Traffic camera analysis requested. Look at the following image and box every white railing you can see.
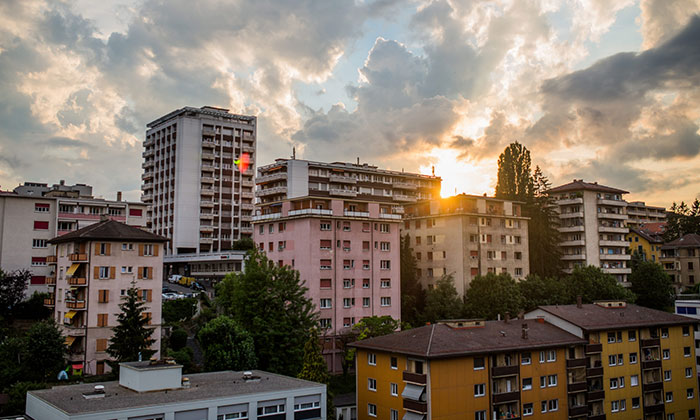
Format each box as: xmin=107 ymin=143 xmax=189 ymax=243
xmin=289 ymin=208 xmax=333 ymax=216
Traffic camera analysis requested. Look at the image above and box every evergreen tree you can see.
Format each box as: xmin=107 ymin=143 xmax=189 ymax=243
xmin=495 ymin=142 xmax=534 ymax=201
xmin=0 ymin=269 xmax=30 ymax=317
xmin=107 ymin=283 xmax=156 ymax=366
xmin=197 ymin=315 xmax=257 ymax=371
xmin=216 ymin=249 xmax=317 ymax=376
xmin=24 ymin=319 xmax=66 ymax=381
xmin=630 ymin=261 xmax=674 ymax=311
xmin=564 ymin=266 xmax=635 ymax=304
xmin=665 ymin=200 xmax=700 ymax=241
xmin=400 ymin=234 xmax=425 ymax=326
xmin=422 ymin=274 xmax=463 ymax=323
xmin=297 ymin=330 xmax=330 ymax=385
xmin=464 ymin=273 xmax=524 ymax=320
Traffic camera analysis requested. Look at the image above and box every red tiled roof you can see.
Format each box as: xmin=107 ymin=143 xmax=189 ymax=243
xmin=639 ymin=222 xmax=667 ymax=235
xmin=546 ymin=180 xmax=628 ymax=195
xmin=537 ymin=304 xmax=695 ymax=331
xmin=49 ymin=219 xmax=167 ymax=244
xmin=349 ymin=319 xmax=586 ymax=359
xmin=662 ymin=233 xmax=700 ymax=249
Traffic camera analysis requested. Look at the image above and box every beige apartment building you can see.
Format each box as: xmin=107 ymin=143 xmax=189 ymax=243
xmin=46 ymin=219 xmax=166 ymax=375
xmin=626 ymin=200 xmax=667 ymax=228
xmin=401 ymin=194 xmax=529 ymax=296
xmin=547 ymin=180 xmax=631 ymax=283
xmin=0 ymin=181 xmax=147 ymax=296
xmin=661 ymin=233 xmax=700 ymax=293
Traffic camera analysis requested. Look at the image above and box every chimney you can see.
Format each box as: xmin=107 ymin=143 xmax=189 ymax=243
xmin=117 ymin=191 xmax=122 ymax=201
xmin=518 ymin=311 xmax=524 ymax=320
xmin=60 ymin=179 xmax=65 ymax=186
xmin=522 ymin=323 xmax=528 ymax=340
xmin=504 ymin=312 xmax=510 ymax=323
xmin=576 ymin=295 xmax=582 ymax=308
xmin=432 ymin=166 xmax=435 ymax=176
xmin=357 ymin=157 xmax=360 ymax=165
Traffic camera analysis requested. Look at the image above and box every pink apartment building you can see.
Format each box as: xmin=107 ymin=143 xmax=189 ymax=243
xmin=253 ymin=158 xmax=441 ymax=371
xmin=46 ymin=219 xmax=167 ymax=375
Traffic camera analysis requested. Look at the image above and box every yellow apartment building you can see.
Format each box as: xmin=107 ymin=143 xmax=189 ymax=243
xmin=351 ymin=318 xmax=588 ymax=420
xmin=627 ymin=228 xmax=664 ymax=263
xmin=526 ymin=301 xmax=699 ymax=420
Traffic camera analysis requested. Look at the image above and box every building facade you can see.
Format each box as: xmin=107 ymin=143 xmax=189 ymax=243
xmin=26 ymin=362 xmax=326 ymax=420
xmin=253 ymin=158 xmax=441 ymax=372
xmin=526 ymin=302 xmax=699 ymax=420
xmin=675 ymin=298 xmax=700 ymax=392
xmin=547 ymin=180 xmax=631 ymax=283
xmin=143 ymin=106 xmax=256 ymax=255
xmin=401 ymin=194 xmax=529 ymax=296
xmin=626 ymin=201 xmax=667 ymax=229
xmin=46 ymin=219 xmax=166 ymax=375
xmin=0 ymin=181 xmax=146 ymax=296
xmin=627 ymin=227 xmax=664 ymax=263
xmin=661 ymin=234 xmax=700 ymax=293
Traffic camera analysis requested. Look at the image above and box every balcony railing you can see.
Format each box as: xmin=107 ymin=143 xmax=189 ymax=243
xmin=568 ymin=405 xmax=588 ymax=417
xmin=567 ymin=382 xmax=587 ymax=393
xmin=43 ymin=298 xmax=55 ymax=306
xmin=566 ymin=358 xmax=587 ymax=368
xmin=492 ymin=391 xmax=519 ymax=404
xmin=69 ymin=253 xmax=88 ymax=262
xmin=68 ymin=277 xmax=87 ymax=286
xmin=47 ymin=255 xmax=57 ymax=263
xmin=641 ymin=338 xmax=660 ymax=348
xmin=329 ymin=174 xmax=357 ymax=184
xmin=403 ymin=371 xmax=426 ymax=385
xmin=65 ymin=300 xmax=86 ymax=309
xmin=587 ymin=390 xmax=605 ymax=401
xmin=402 ymin=399 xmax=427 ymax=413
xmin=585 ymin=343 xmax=602 ymax=354
xmin=393 ymin=194 xmax=417 ymax=202
xmin=642 ymin=360 xmax=662 ymax=370
xmin=586 ymin=367 xmax=604 ymax=377
xmin=329 ymin=188 xmax=358 ymax=198
xmin=491 ymin=365 xmax=519 ymax=377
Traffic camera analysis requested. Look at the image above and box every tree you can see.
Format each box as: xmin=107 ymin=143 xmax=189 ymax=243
xmin=495 ymin=141 xmax=533 ymax=202
xmin=422 ymin=274 xmax=464 ymax=323
xmin=24 ymin=319 xmax=66 ymax=381
xmin=564 ymin=266 xmax=635 ymax=304
xmin=232 ymin=236 xmax=256 ymax=251
xmin=352 ymin=316 xmax=400 ymax=339
xmin=630 ymin=261 xmax=674 ymax=311
xmin=216 ymin=249 xmax=317 ymax=376
xmin=518 ymin=274 xmax=568 ymax=311
xmin=197 ymin=315 xmax=257 ymax=372
xmin=665 ymin=199 xmax=700 ymax=241
xmin=162 ymin=297 xmax=198 ymax=324
xmin=0 ymin=269 xmax=30 ymax=317
xmin=464 ymin=273 xmax=524 ymax=320
xmin=11 ymin=291 xmax=52 ymax=320
xmin=298 ymin=330 xmax=330 ymax=385
xmin=169 ymin=327 xmax=188 ymax=351
xmin=107 ymin=283 xmax=156 ymax=367
xmin=400 ymin=234 xmax=425 ymax=327
xmin=0 ymin=336 xmax=26 ymax=390
xmin=527 ymin=166 xmax=563 ymax=277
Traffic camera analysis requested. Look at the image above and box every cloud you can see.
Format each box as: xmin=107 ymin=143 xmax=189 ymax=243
xmin=639 ymin=0 xmax=700 ymax=49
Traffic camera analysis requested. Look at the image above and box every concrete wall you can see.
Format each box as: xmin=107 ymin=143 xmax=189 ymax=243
xmin=174 ymin=116 xmax=202 ymax=252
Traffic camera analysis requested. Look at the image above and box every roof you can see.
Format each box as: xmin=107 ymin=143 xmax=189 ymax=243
xmin=662 ymin=233 xmax=700 ymax=249
xmin=28 ymin=370 xmax=322 ymax=416
xmin=640 ymin=222 xmax=667 ymax=235
xmin=49 ymin=219 xmax=167 ymax=244
xmin=546 ymin=179 xmax=628 ymax=195
xmin=147 ymin=106 xmax=256 ymax=128
xmin=333 ymin=392 xmax=356 ymax=408
xmin=349 ymin=319 xmax=586 ymax=359
xmin=629 ymin=227 xmax=663 ymax=244
xmin=536 ymin=304 xmax=696 ymax=331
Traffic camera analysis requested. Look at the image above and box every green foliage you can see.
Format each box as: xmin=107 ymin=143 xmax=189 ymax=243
xmin=423 ymin=274 xmax=463 ymax=323
xmin=0 ymin=336 xmax=25 ymax=390
xmin=2 ymin=381 xmax=47 ymax=416
xmin=495 ymin=141 xmax=533 ymax=202
xmin=197 ymin=315 xmax=257 ymax=372
xmin=107 ymin=283 xmax=156 ymax=366
xmin=168 ymin=346 xmax=195 ymax=371
xmin=169 ymin=327 xmax=188 ymax=351
xmin=0 ymin=269 xmax=30 ymax=317
xmin=231 ymin=236 xmax=256 ymax=250
xmin=630 ymin=261 xmax=674 ymax=311
xmin=400 ymin=234 xmax=425 ymax=326
xmin=565 ymin=266 xmax=635 ymax=304
xmin=665 ymin=200 xmax=700 ymax=241
xmin=12 ymin=292 xmax=52 ymax=320
xmin=297 ymin=331 xmax=330 ymax=385
xmin=518 ymin=274 xmax=568 ymax=311
xmin=162 ymin=297 xmax=198 ymax=324
xmin=465 ymin=273 xmax=524 ymax=320
xmin=215 ymin=249 xmax=317 ymax=376
xmin=24 ymin=319 xmax=66 ymax=381
xmin=352 ymin=316 xmax=400 ymax=339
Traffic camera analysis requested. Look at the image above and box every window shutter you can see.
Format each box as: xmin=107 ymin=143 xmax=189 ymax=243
xmin=94 ymin=266 xmax=100 ymax=279
xmin=148 ymin=267 xmax=153 ymax=279
xmin=146 ymin=289 xmax=152 ymax=302
xmin=138 ymin=244 xmax=144 ymax=256
xmin=153 ymin=244 xmax=159 ymax=256
xmin=105 ymin=243 xmax=111 ymax=256
xmin=137 ymin=267 xmax=143 ymax=280
xmin=94 ymin=243 xmax=100 ymax=256
xmin=106 ymin=290 xmax=109 ymax=302
xmin=109 ymin=266 xmax=115 ymax=279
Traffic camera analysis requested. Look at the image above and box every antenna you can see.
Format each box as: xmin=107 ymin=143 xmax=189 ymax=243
xmin=292 ymin=147 xmax=296 ymax=159
xmin=357 ymin=157 xmax=360 ymax=165
xmin=432 ymin=166 xmax=435 ymax=176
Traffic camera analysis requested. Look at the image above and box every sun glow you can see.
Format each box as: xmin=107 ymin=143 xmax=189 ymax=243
xmin=419 ymin=147 xmax=498 ymax=198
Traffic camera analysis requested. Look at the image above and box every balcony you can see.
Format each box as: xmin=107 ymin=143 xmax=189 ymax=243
xmin=142 ymin=161 xmax=154 ymax=169
xmin=142 ymin=171 xmax=154 ymax=181
xmin=241 ymin=191 xmax=255 ymax=199
xmin=492 ymin=365 xmax=519 ymax=377
xmin=586 ymin=366 xmax=603 ymax=377
xmin=202 ymin=138 xmax=216 ymax=147
xmin=202 ymin=128 xmax=216 ymax=136
xmin=597 ymin=198 xmax=626 ymax=206
xmin=343 ymin=211 xmax=370 ymax=218
xmin=329 ymin=174 xmax=357 ymax=184
xmin=585 ymin=343 xmax=602 ymax=354
xmin=64 ymin=326 xmax=86 ymax=337
xmin=199 ymin=238 xmax=214 ymax=244
xmin=567 ymin=381 xmax=587 ymax=393
xmin=393 ymin=181 xmax=417 ymax=190
xmin=560 ymin=212 xmax=584 ymax=219
xmin=329 ymin=188 xmax=358 ymax=198
xmin=242 ymin=145 xmax=255 ymax=153
xmin=566 ymin=358 xmax=587 ymax=368
xmin=256 ymin=186 xmax=288 ymax=197
xmin=588 ymin=414 xmax=606 ymax=420
xmin=202 ymin=152 xmax=215 ymax=160
xmin=200 ymin=225 xmax=214 ymax=232
xmin=562 ymin=254 xmax=586 ymax=260
xmin=644 ymin=402 xmax=664 ymax=414
xmin=641 ymin=338 xmax=660 ymax=348
xmin=43 ymin=298 xmax=55 ymax=307
xmin=47 ymin=255 xmax=57 ymax=264
xmin=568 ymin=405 xmax=588 ymax=417
xmin=403 ymin=371 xmax=427 ymax=385
xmin=252 ymin=213 xmax=283 ymax=222
xmin=393 ymin=194 xmax=417 ymax=202
xmin=560 ymin=240 xmax=585 ymax=247
xmin=69 ymin=253 xmax=88 ymax=262
xmin=240 ymin=226 xmax=253 ymax=234
xmin=587 ymin=390 xmax=605 ymax=401
xmin=201 ymin=188 xmax=215 ymax=196
xmin=556 ymin=197 xmax=583 ymax=205
xmin=598 ymin=226 xmax=627 ymax=234
xmin=599 ymin=254 xmax=631 ymax=261
xmin=142 ymin=149 xmax=155 ymax=158
xmin=241 ymin=203 xmax=254 ymax=211
xmin=141 ymin=193 xmax=153 ymax=202
xmin=68 ymin=277 xmax=87 ymax=286
xmin=45 ymin=276 xmax=56 ymax=285
xmin=380 ymin=213 xmax=402 ymax=219
xmin=492 ymin=391 xmax=519 ymax=404
xmin=558 ymin=226 xmax=584 ymax=233
xmin=200 ymin=201 xmax=214 ymax=208
xmin=602 ymin=267 xmax=631 ymax=275
xmin=65 ymin=299 xmax=86 ymax=310
xmin=643 ymin=381 xmax=663 ymax=392
xmin=200 ymin=213 xmax=214 ymax=220
xmin=597 ymin=212 xmax=626 ymax=220
xmin=642 ymin=360 xmax=662 ymax=370
xmin=201 ymin=176 xmax=215 ymax=184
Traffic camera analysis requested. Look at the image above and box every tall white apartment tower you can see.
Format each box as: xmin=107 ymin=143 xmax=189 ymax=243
xmin=142 ymin=106 xmax=256 ymax=255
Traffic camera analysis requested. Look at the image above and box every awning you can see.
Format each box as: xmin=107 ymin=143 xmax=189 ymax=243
xmin=64 ymin=311 xmax=77 ymax=320
xmin=402 ymin=383 xmax=426 ymax=402
xmin=66 ymin=263 xmax=81 ymax=276
xmin=403 ymin=412 xmax=426 ymax=420
xmin=65 ymin=336 xmax=76 ymax=346
xmin=71 ymin=363 xmax=83 ymax=370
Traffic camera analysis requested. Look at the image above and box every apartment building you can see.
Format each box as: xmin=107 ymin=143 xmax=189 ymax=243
xmin=627 ymin=227 xmax=664 ymax=263
xmin=675 ymin=298 xmax=700 ymax=391
xmin=547 ymin=180 xmax=631 ymax=283
xmin=0 ymin=181 xmax=146 ymax=296
xmin=143 ymin=106 xmax=256 ymax=255
xmin=626 ymin=201 xmax=667 ymax=229
xmin=661 ymin=234 xmax=700 ymax=293
xmin=526 ymin=301 xmax=699 ymax=420
xmin=46 ymin=219 xmax=166 ymax=375
xmin=352 ymin=317 xmax=588 ymax=420
xmin=26 ymin=362 xmax=326 ymax=420
xmin=253 ymin=158 xmax=441 ymax=372
xmin=401 ymin=194 xmax=529 ymax=296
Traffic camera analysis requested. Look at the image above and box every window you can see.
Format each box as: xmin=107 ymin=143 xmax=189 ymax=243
xmin=363 ymin=260 xmax=370 ymax=270
xmin=474 ymin=383 xmax=485 ymax=397
xmin=686 ymin=367 xmax=693 ymax=378
xmin=320 ymin=259 xmax=332 ymax=270
xmin=381 ymin=297 xmax=391 ymax=307
xmin=97 ymin=289 xmax=109 ymax=303
xmin=320 ymin=221 xmax=331 ymax=231
xmin=320 ymin=299 xmax=331 ymax=309
xmin=619 ymin=376 xmax=625 ymax=388
xmin=474 ymin=357 xmax=485 ymax=370
xmin=380 ymin=260 xmax=391 ymax=270
xmin=630 ymin=352 xmax=637 ymax=364
xmin=96 ymin=338 xmax=107 ymax=352
xmin=143 ymin=244 xmax=154 ymax=256
xmin=259 ymin=225 xmax=264 ymax=234
xmin=390 ymin=410 xmax=398 ymax=420
xmin=380 ymin=223 xmax=390 ymax=233
xmin=268 ymin=224 xmax=274 ymax=233
xmin=368 ymin=378 xmax=376 ymax=391
xmin=611 ymin=401 xmax=619 ymax=412
xmin=343 ymin=260 xmax=354 ymax=270
xmin=319 ymin=319 xmax=331 ymax=329
xmin=390 ymin=383 xmax=398 ymax=396
xmin=662 ymin=327 xmax=669 ymax=338
xmin=547 ymin=350 xmax=556 ymax=362
xmin=690 ymin=409 xmax=696 ymax=420
xmin=617 ymin=353 xmax=623 ymax=365
xmin=610 ymin=378 xmax=618 ymax=389
xmin=689 ymin=388 xmax=695 ymax=399
xmin=475 ymin=411 xmax=486 ymax=420
xmin=97 ymin=313 xmax=108 ymax=327
xmin=541 ymin=401 xmax=547 ymax=413
xmin=663 ymin=349 xmax=670 ymax=359
xmin=368 ymin=353 xmax=376 ymax=365
xmin=343 ymin=279 xmax=354 ymax=288
xmin=540 ymin=376 xmax=546 ymax=388
xmin=258 ymin=404 xmax=285 ymax=416
xmin=380 ymin=242 xmax=390 ymax=251
xmin=666 ymin=392 xmax=673 ymax=402
xmin=548 ymin=400 xmax=558 ymax=411
xmin=368 ymin=404 xmax=376 ymax=417
xmin=609 ymin=354 xmax=617 ymax=366
xmin=121 ymin=243 xmax=133 ymax=250
xmin=628 ymin=330 xmax=636 ymax=341
xmin=522 ymin=377 xmax=532 ymax=390
xmin=631 ymin=375 xmax=638 ymax=386
xmin=522 ymin=352 xmax=531 ymax=364
xmin=620 ymin=399 xmax=626 ymax=411
xmin=391 ymin=357 xmax=398 ymax=369
xmin=523 ymin=403 xmax=533 ymax=416
xmin=539 ymin=351 xmax=545 ymax=363
xmin=343 ymin=298 xmax=355 ymax=308
xmin=363 ymin=297 xmax=370 ymax=307
xmin=664 ymin=370 xmax=672 ymax=381
xmin=363 ymin=278 xmax=370 ymax=288
xmin=380 ymin=279 xmax=391 ymax=288
xmin=32 ymin=239 xmax=47 ymax=248
xmin=548 ymin=374 xmax=557 ymax=387
xmin=343 ymin=222 xmax=351 ymax=232
xmin=684 ymin=326 xmax=690 ymax=336
xmin=608 ymin=332 xmax=616 ymax=343
xmin=320 ymin=278 xmax=332 ymax=289
xmin=685 ymin=346 xmax=692 ymax=357
xmin=31 ymin=257 xmax=47 ymax=267
xmin=632 ymin=397 xmax=640 ymax=409
xmin=33 ymin=221 xmax=49 ymax=230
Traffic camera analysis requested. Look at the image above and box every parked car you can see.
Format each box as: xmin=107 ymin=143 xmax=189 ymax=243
xmin=162 ymin=292 xmax=178 ymax=300
xmin=191 ymin=281 xmax=205 ymax=291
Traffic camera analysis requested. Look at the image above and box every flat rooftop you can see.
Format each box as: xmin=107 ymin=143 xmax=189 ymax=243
xmin=29 ymin=370 xmax=322 ymax=416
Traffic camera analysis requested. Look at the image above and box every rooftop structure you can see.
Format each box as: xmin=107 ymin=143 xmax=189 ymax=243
xmin=626 ymin=201 xmax=667 ymax=229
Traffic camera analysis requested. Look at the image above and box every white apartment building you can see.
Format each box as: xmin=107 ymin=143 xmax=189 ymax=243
xmin=0 ymin=181 xmax=147 ymax=296
xmin=143 ymin=106 xmax=256 ymax=255
xmin=547 ymin=180 xmax=631 ymax=283
xmin=626 ymin=200 xmax=666 ymax=229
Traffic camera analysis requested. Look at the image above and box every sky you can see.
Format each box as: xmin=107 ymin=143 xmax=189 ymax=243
xmin=0 ymin=0 xmax=699 ymax=207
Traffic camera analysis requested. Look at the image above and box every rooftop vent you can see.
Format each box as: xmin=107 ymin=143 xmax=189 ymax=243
xmin=82 ymin=385 xmax=106 ymax=399
xmin=594 ymin=300 xmax=627 ymax=308
xmin=242 ymin=371 xmax=261 ymax=383
xmin=439 ymin=319 xmax=485 ymax=329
